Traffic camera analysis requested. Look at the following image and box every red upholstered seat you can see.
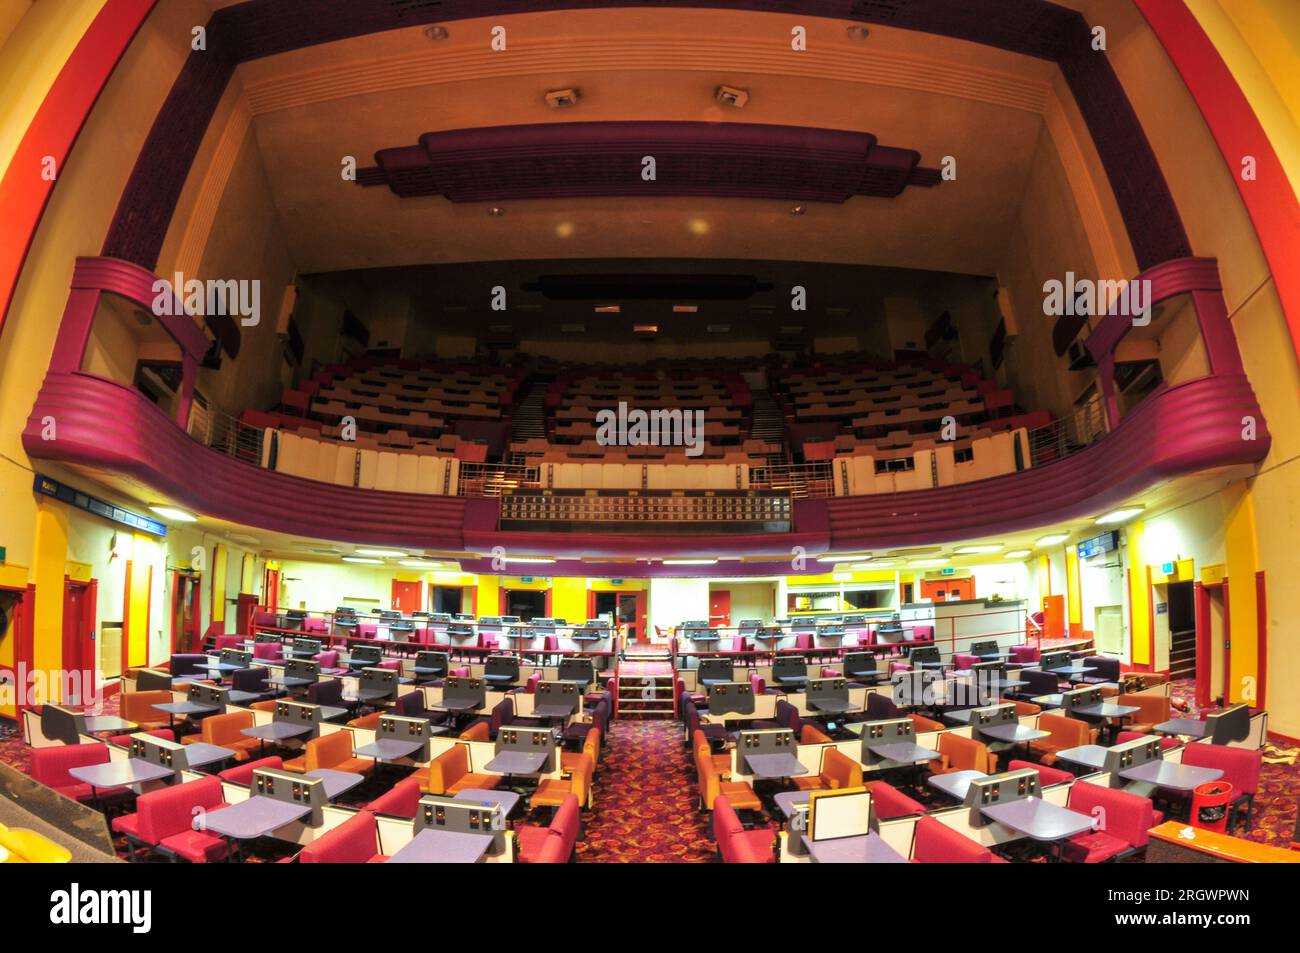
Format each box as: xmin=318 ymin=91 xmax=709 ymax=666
xmin=865 ymin=780 xmax=926 ymax=819
xmin=713 ymin=795 xmax=774 ymax=863
xmin=108 ymin=728 xmax=175 ymax=747
xmin=1007 ymin=759 xmax=1073 ymax=787
xmin=516 ymin=793 xmax=581 ymax=863
xmin=299 ymin=810 xmax=383 ymax=863
xmin=912 ymin=815 xmax=997 ymax=863
xmin=218 ymin=755 xmax=284 ymax=787
xmin=365 ymin=776 xmax=423 ymax=819
xmin=1061 ymin=781 xmax=1154 ymax=863
xmin=112 ymin=775 xmax=229 ymax=862
xmin=28 ymin=742 xmax=112 ymax=803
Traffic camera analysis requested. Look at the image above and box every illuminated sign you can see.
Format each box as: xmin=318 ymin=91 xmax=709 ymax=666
xmin=33 ymin=475 xmax=167 ymax=536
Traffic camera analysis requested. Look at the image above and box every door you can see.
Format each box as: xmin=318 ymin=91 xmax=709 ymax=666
xmin=392 ymin=580 xmax=423 ymax=614
xmin=500 ymin=589 xmax=548 ymax=621
xmin=264 ymin=567 xmax=280 ymax=611
xmin=617 ymin=592 xmax=646 ymax=643
xmin=1195 ymin=582 xmax=1228 ymax=707
xmin=709 ymin=590 xmax=731 ymax=628
xmin=62 ymin=579 xmax=95 ymax=705
xmin=171 ymin=572 xmax=201 ymax=654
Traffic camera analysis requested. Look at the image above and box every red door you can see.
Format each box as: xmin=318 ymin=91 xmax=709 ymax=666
xmin=709 ymin=590 xmax=731 ymax=628
xmin=392 ymin=580 xmax=423 ymax=614
xmin=62 ymin=579 xmax=96 ymax=705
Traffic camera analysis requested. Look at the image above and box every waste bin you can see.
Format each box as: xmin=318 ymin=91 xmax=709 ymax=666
xmin=1191 ymin=780 xmax=1234 ymax=834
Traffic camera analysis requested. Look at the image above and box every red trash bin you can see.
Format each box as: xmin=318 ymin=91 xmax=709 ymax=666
xmin=1191 ymin=781 xmax=1234 ymax=834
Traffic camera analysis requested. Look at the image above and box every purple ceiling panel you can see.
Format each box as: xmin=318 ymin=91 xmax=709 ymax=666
xmin=359 ymin=122 xmax=938 ymax=203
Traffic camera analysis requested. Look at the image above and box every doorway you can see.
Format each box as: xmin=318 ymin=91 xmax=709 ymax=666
xmin=501 ymin=589 xmax=548 ymax=621
xmin=62 ymin=579 xmax=97 ymax=705
xmin=171 ymin=571 xmax=202 ymax=654
xmin=432 ymin=585 xmax=473 ymax=616
xmin=391 ymin=580 xmax=423 ymax=614
xmin=1166 ymin=580 xmax=1196 ymax=679
xmin=591 ymin=590 xmax=646 ymax=643
xmin=709 ymin=590 xmax=731 ymax=628
xmin=1195 ymin=581 xmax=1228 ymax=706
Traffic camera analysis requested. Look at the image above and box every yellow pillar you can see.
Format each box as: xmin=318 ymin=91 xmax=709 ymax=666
xmin=1222 ymin=485 xmax=1260 ymax=705
xmin=1064 ymin=548 xmax=1082 ymax=634
xmin=211 ymin=544 xmax=227 ymax=625
xmin=1127 ymin=522 xmax=1150 ymax=666
xmin=32 ymin=503 xmax=68 ymax=703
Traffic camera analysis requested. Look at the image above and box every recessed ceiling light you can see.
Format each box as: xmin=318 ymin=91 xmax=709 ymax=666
xmin=400 ymin=559 xmax=443 ymax=568
xmin=846 ymin=25 xmax=870 ymax=40
xmin=423 ymin=25 xmax=449 ymax=41
xmin=1036 ymin=533 xmax=1069 ymax=546
xmin=715 ymin=85 xmax=749 ymax=108
xmin=342 ymin=556 xmax=383 ymax=565
xmin=594 ymin=305 xmax=620 ymax=313
xmin=954 ymin=545 xmax=1003 ymax=554
xmin=356 ymin=549 xmax=406 ymax=558
xmin=498 ymin=556 xmax=555 ymax=564
xmin=1096 ymin=507 xmax=1144 ymax=524
xmin=664 ymin=559 xmax=717 ymax=566
xmin=817 ymin=553 xmax=873 ymax=563
xmin=673 ymin=305 xmax=699 ymax=313
xmin=910 ymin=559 xmax=949 ymax=567
xmin=1004 ymin=550 xmax=1032 ymax=559
xmin=634 ymin=324 xmax=658 ymax=333
xmin=688 ymin=218 xmax=710 ymax=236
xmin=554 ymin=221 xmax=574 ymax=238
xmin=487 ymin=206 xmax=505 ymax=217
xmin=789 ymin=205 xmax=807 ymax=215
xmin=149 ymin=505 xmax=196 ymax=522
xmin=852 ymin=562 xmax=895 ymax=570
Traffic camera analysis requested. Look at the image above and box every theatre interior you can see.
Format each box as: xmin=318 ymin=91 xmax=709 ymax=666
xmin=1 ymin=0 xmax=1298 ymax=866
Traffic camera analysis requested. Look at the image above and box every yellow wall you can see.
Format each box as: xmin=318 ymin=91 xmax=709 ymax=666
xmin=1064 ymin=548 xmax=1082 ymax=630
xmin=31 ymin=503 xmax=68 ymax=702
xmin=1127 ymin=522 xmax=1150 ymax=667
xmin=125 ymin=534 xmax=153 ymax=668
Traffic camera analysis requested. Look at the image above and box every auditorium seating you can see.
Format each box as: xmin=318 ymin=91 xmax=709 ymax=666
xmin=297 ymin=810 xmax=385 ymax=863
xmin=27 ymin=743 xmax=114 ymax=804
xmin=912 ymin=815 xmax=1002 ymax=863
xmin=1180 ymin=743 xmax=1262 ymax=833
xmin=713 ymin=795 xmax=775 ymax=863
xmin=1028 ymin=714 xmax=1097 ymax=765
xmin=1061 ymin=782 xmax=1155 ymax=863
xmin=423 ymin=744 xmax=500 ymax=796
xmin=516 ymin=793 xmax=581 ymax=863
xmin=183 ymin=711 xmax=261 ymax=762
xmin=791 ymin=747 xmax=863 ymax=791
xmin=112 ymin=776 xmax=230 ymax=863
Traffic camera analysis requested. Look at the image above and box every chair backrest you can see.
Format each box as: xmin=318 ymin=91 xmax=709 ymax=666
xmin=202 ymin=710 xmax=254 ymax=745
xmin=1083 ymin=655 xmax=1121 ymax=681
xmin=29 ymin=742 xmax=108 ymax=787
xmin=169 ymin=654 xmax=207 ymax=677
xmin=1117 ymin=692 xmax=1171 ymax=724
xmin=913 ymin=815 xmax=994 ymax=863
xmin=866 ymin=692 xmax=900 ymax=720
xmin=868 ymin=780 xmax=925 ymax=819
xmin=549 ymin=792 xmax=581 ymax=856
xmin=526 ymin=672 xmax=541 ymax=694
xmin=581 ymin=728 xmax=600 ymax=764
xmin=307 ymin=679 xmax=343 ymax=706
xmin=214 ymin=635 xmax=242 ymax=651
xmin=300 ymin=810 xmax=378 ymax=863
xmin=230 ymin=667 xmax=268 ymax=692
xmin=774 ymin=699 xmax=800 ymax=734
xmin=694 ymin=746 xmax=721 ymax=810
xmin=713 ymin=794 xmax=746 ymax=862
xmin=459 ymin=721 xmax=490 ymax=742
xmin=795 ymin=633 xmax=813 ymax=649
xmin=1007 ymin=758 xmax=1073 ymax=786
xmin=1010 ymin=644 xmax=1039 ymax=664
xmin=568 ymin=754 xmax=594 ymax=804
xmin=1067 ymin=780 xmax=1154 ymax=849
xmin=218 ymin=756 xmax=283 ymax=786
xmin=305 ymin=730 xmax=351 ymax=770
xmin=138 ymin=775 xmax=225 ymax=843
xmin=1021 ymin=668 xmax=1061 ymax=695
xmin=489 ymin=697 xmax=513 ymax=735
xmin=1038 ymin=713 xmax=1091 ymax=747
xmin=749 ymin=673 xmax=766 ymax=696
xmin=428 ymin=744 xmax=470 ymax=794
xmin=800 ymin=724 xmax=833 ymax=744
xmin=939 ymin=732 xmax=995 ymax=773
xmin=821 ymin=748 xmax=863 ymax=789
xmin=121 ymin=690 xmax=174 ymax=724
xmin=314 ymin=650 xmax=339 ymax=669
xmin=954 ymin=653 xmax=979 ymax=671
xmin=1182 ymin=742 xmax=1262 ymax=795
xmin=394 ymin=690 xmax=425 ymax=717
xmin=365 ymin=776 xmax=423 ymax=818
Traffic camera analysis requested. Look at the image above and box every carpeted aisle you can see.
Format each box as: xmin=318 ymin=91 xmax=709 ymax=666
xmin=576 ymin=719 xmax=720 ymax=862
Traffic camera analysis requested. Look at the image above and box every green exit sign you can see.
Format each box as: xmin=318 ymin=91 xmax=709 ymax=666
xmin=1161 ymin=562 xmax=1174 ymax=575
xmin=519 ymin=576 xmax=535 ymax=583
xmin=610 ymin=579 xmax=625 ymax=585
xmin=0 ymin=546 xmax=6 ymax=562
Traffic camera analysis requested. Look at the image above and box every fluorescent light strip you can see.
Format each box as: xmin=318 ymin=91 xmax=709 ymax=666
xmin=1036 ymin=534 xmax=1069 ymax=546
xmin=954 ymin=545 xmax=1003 ymax=555
xmin=356 ymin=548 xmax=407 ymax=558
xmin=664 ymin=559 xmax=718 ymax=566
xmin=342 ymin=556 xmax=383 ymax=564
xmin=1096 ymin=507 xmax=1143 ymax=525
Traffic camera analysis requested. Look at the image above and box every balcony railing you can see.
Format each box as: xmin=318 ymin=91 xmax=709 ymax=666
xmin=456 ymin=462 xmax=541 ymax=497
xmin=187 ymin=399 xmax=264 ymax=467
xmin=1025 ymin=397 xmax=1109 ymax=468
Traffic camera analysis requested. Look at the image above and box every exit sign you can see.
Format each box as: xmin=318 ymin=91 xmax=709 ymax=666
xmin=610 ymin=579 xmax=625 ymax=585
xmin=1161 ymin=562 xmax=1174 ymax=575
xmin=519 ymin=576 xmax=535 ymax=583
xmin=940 ymin=568 xmax=956 ymax=576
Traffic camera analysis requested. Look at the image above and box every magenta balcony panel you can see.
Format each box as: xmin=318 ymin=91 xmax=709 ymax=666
xmin=822 ymin=374 xmax=1269 ymax=552
xmin=24 ymin=372 xmax=468 ymax=551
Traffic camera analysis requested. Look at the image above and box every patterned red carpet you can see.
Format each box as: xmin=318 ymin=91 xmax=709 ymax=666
xmin=576 ymin=719 xmax=722 ymax=862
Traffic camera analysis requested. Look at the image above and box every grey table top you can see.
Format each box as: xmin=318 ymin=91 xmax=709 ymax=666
xmin=196 ymin=661 xmax=243 ymax=672
xmin=1119 ymin=761 xmax=1223 ymax=790
xmin=1047 ymin=665 xmax=1097 ymax=677
xmin=202 ymin=797 xmax=309 ymax=840
xmin=868 ymin=742 xmax=941 ymax=763
xmin=1055 ymin=744 xmax=1110 ymax=770
xmin=227 ymin=690 xmax=267 ymax=705
xmin=1072 ymin=702 xmax=1140 ymax=719
xmin=980 ymin=723 xmax=1050 ymax=744
xmin=82 ymin=716 xmax=137 ymax=733
xmin=454 ymin=789 xmax=521 ymax=817
xmin=744 ymin=753 xmax=809 ymax=779
xmin=356 ymin=688 xmax=397 ymax=702
xmin=928 ymin=769 xmax=988 ymax=800
xmin=485 ymin=750 xmax=549 ymax=775
xmin=305 ymin=768 xmax=367 ymax=799
xmin=319 ymin=705 xmax=350 ymax=722
xmin=242 ymin=722 xmax=312 ymax=741
xmin=982 ymin=797 xmax=1095 ymax=841
xmin=386 ymin=828 xmax=495 ymax=864
xmin=153 ymin=700 xmax=219 ymax=716
xmin=808 ymin=698 xmax=858 ymax=714
xmin=531 ymin=704 xmax=579 ymax=719
xmin=803 ymin=832 xmax=909 ymax=864
xmin=1154 ymin=718 xmax=1210 ymax=738
xmin=431 ymin=699 xmax=481 ymax=712
xmin=944 ymin=709 xmax=975 ymax=724
xmin=181 ymin=742 xmax=235 ymax=768
xmin=773 ymin=790 xmax=810 ymax=819
xmin=68 ymin=759 xmax=173 ymax=789
xmin=1033 ymin=694 xmax=1065 ymax=708
xmin=353 ymin=738 xmax=424 ymax=762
